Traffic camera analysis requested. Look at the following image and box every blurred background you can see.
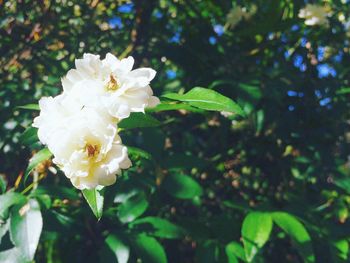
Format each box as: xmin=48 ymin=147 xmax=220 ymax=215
xmin=1 ymin=0 xmax=350 ymax=262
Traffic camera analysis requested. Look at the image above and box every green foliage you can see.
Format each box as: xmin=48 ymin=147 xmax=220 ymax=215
xmin=105 ymin=234 xmax=130 ymax=263
xmin=242 ymin=212 xmax=273 ymax=262
xmin=24 ymin=148 xmax=52 ymax=183
xmin=131 ymin=234 xmax=167 ymax=263
xmin=82 ymin=187 xmax=105 ymax=220
xmin=163 ymin=87 xmax=245 ymax=116
xmin=1 ymin=0 xmax=350 ymax=262
xmin=162 ymin=173 xmax=203 ymax=199
xmin=10 ymin=199 xmax=43 ymax=261
xmin=130 ymin=217 xmax=185 ymax=239
xmin=119 ymin=113 xmax=161 ymax=129
xmin=272 ymin=212 xmax=315 ymax=263
xmin=117 ymin=191 xmax=149 ymax=224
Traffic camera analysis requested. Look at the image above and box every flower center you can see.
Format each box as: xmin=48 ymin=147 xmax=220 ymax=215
xmin=85 ymin=143 xmax=100 ymax=158
xmin=105 ymin=74 xmax=120 ymax=91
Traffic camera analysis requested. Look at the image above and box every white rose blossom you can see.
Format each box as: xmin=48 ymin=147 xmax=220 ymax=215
xmin=32 ymin=53 xmax=159 ymax=189
xmin=61 ymin=53 xmax=160 ymax=119
xmin=33 ymin=94 xmax=131 ymax=189
xmin=298 ymin=4 xmax=330 ymax=27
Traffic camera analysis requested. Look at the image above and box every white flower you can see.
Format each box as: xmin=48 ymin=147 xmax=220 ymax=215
xmin=298 ymin=4 xmax=330 ymax=27
xmin=33 ymin=93 xmax=80 ymax=145
xmin=226 ymin=5 xmax=257 ymax=29
xmin=33 ymin=94 xmax=131 ymax=189
xmin=61 ymin=53 xmax=160 ymax=119
xmin=220 ymin=111 xmax=234 ymax=118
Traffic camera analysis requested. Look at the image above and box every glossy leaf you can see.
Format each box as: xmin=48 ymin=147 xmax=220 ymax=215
xmin=147 ymin=102 xmax=201 ymax=112
xmin=333 ymin=239 xmax=349 ymax=261
xmin=127 ymin=146 xmax=153 ymax=161
xmin=162 ymin=87 xmax=245 ymax=116
xmin=10 ymin=199 xmax=43 ymax=261
xmin=119 ymin=112 xmax=160 ymax=129
xmin=105 ymin=234 xmax=130 ymax=263
xmin=0 ymin=174 xmax=6 ymax=194
xmin=132 ymin=234 xmax=167 ymax=263
xmin=82 ymin=186 xmax=104 ymax=220
xmin=162 ymin=174 xmax=203 ymax=199
xmin=0 ymin=248 xmax=24 ymax=263
xmin=272 ymin=212 xmax=315 ymax=263
xmin=118 ymin=191 xmax=149 ymax=223
xmin=242 ymin=212 xmax=273 ymax=262
xmin=16 ymin=104 xmax=40 ymax=110
xmin=225 ymin=242 xmax=246 ymax=263
xmin=19 ymin=127 xmax=38 ymax=146
xmin=24 ymin=148 xmax=52 ymax=183
xmin=0 ymin=192 xmax=26 ymax=220
xmin=130 ymin=217 xmax=185 ymax=239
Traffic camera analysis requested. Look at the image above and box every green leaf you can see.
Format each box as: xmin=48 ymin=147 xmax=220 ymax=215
xmin=225 ymin=242 xmax=246 ymax=263
xmin=195 ymin=240 xmax=220 ymax=263
xmin=82 ymin=186 xmax=104 ymax=220
xmin=10 ymin=199 xmax=43 ymax=261
xmin=334 ymin=176 xmax=350 ymax=194
xmin=105 ymin=234 xmax=130 ymax=263
xmin=16 ymin=104 xmax=40 ymax=110
xmin=0 ymin=174 xmax=7 ymax=194
xmin=242 ymin=212 xmax=273 ymax=262
xmin=34 ymin=185 xmax=80 ymax=200
xmin=0 ymin=220 xmax=9 ymax=244
xmin=24 ymin=148 xmax=52 ymax=183
xmin=119 ymin=112 xmax=160 ymax=129
xmin=336 ymin=87 xmax=350 ymax=95
xmin=0 ymin=248 xmax=25 ymax=263
xmin=118 ymin=191 xmax=149 ymax=223
xmin=272 ymin=212 xmax=315 ymax=263
xmin=0 ymin=192 xmax=27 ymax=220
xmin=127 ymin=146 xmax=153 ymax=161
xmin=162 ymin=174 xmax=203 ymax=199
xmin=130 ymin=217 xmax=185 ymax=239
xmin=162 ymin=87 xmax=245 ymax=116
xmin=19 ymin=127 xmax=38 ymax=146
xmin=333 ymin=239 xmax=349 ymax=260
xmin=147 ymin=102 xmax=201 ymax=112
xmin=132 ymin=234 xmax=167 ymax=263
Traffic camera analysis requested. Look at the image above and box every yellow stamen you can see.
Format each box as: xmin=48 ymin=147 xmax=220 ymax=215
xmin=106 ymin=75 xmax=119 ymax=91
xmin=86 ymin=144 xmax=99 ymax=158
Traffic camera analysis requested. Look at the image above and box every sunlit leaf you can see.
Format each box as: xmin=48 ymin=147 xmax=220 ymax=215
xmin=131 ymin=234 xmax=167 ymax=263
xmin=225 ymin=242 xmax=246 ymax=263
xmin=162 ymin=87 xmax=245 ymax=116
xmin=0 ymin=192 xmax=26 ymax=220
xmin=16 ymin=104 xmax=40 ymax=110
xmin=105 ymin=234 xmax=130 ymax=263
xmin=24 ymin=148 xmax=52 ymax=183
xmin=9 ymin=199 xmax=43 ymax=261
xmin=147 ymin=102 xmax=201 ymax=112
xmin=82 ymin=186 xmax=104 ymax=220
xmin=242 ymin=212 xmax=273 ymax=262
xmin=118 ymin=191 xmax=149 ymax=223
xmin=272 ymin=212 xmax=315 ymax=263
xmin=0 ymin=248 xmax=24 ymax=263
